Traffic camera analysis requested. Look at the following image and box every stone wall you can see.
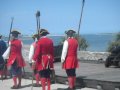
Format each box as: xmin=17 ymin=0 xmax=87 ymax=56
xmin=22 ymin=45 xmax=110 ymax=62
xmin=77 ymin=51 xmax=110 ymax=62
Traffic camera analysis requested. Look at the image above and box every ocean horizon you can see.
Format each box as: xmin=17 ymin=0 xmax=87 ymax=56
xmin=3 ymin=34 xmax=116 ymax=52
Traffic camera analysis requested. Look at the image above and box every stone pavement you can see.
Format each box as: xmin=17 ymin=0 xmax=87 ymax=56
xmin=23 ymin=61 xmax=120 ymax=90
xmin=0 ymin=79 xmax=97 ymax=90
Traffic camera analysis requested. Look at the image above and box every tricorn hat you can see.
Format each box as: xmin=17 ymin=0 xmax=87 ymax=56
xmin=65 ymin=30 xmax=76 ymax=35
xmin=32 ymin=33 xmax=38 ymax=39
xmin=39 ymin=29 xmax=49 ymax=35
xmin=11 ymin=30 xmax=21 ymax=35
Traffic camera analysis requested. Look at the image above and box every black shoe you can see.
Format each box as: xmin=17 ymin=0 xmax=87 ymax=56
xmin=57 ymin=87 xmax=74 ymax=90
xmin=33 ymin=83 xmax=41 ymax=87
xmin=11 ymin=85 xmax=18 ymax=89
xmin=17 ymin=84 xmax=22 ymax=88
xmin=73 ymin=86 xmax=76 ymax=90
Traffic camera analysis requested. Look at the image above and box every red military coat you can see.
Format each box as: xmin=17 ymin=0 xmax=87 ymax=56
xmin=33 ymin=37 xmax=54 ymax=71
xmin=7 ymin=39 xmax=26 ymax=67
xmin=62 ymin=38 xmax=79 ymax=69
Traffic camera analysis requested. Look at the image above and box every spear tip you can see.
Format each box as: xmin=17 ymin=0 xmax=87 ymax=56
xmin=83 ymin=0 xmax=85 ymax=3
xmin=36 ymin=11 xmax=40 ymax=17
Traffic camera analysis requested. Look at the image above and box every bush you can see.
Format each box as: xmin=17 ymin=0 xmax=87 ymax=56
xmin=60 ymin=34 xmax=89 ymax=51
xmin=107 ymin=32 xmax=120 ymax=52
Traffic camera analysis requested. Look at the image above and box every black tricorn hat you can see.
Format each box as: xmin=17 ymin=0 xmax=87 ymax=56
xmin=32 ymin=33 xmax=38 ymax=38
xmin=65 ymin=30 xmax=76 ymax=35
xmin=39 ymin=29 xmax=49 ymax=35
xmin=11 ymin=30 xmax=21 ymax=35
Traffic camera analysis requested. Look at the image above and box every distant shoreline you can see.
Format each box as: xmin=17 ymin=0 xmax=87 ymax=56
xmin=4 ymin=34 xmax=114 ymax=52
xmin=2 ymin=33 xmax=117 ymax=37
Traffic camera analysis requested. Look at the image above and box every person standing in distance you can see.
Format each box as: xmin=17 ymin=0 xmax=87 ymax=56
xmin=3 ymin=30 xmax=26 ymax=89
xmin=0 ymin=34 xmax=7 ymax=78
xmin=32 ymin=29 xmax=54 ymax=90
xmin=29 ymin=33 xmax=41 ymax=87
xmin=61 ymin=30 xmax=79 ymax=90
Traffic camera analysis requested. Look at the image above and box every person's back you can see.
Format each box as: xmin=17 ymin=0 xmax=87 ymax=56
xmin=7 ymin=39 xmax=25 ymax=67
xmin=34 ymin=36 xmax=54 ymax=71
xmin=2 ymin=30 xmax=25 ymax=89
xmin=9 ymin=39 xmax=22 ymax=55
xmin=61 ymin=30 xmax=79 ymax=90
xmin=67 ymin=38 xmax=78 ymax=56
xmin=33 ymin=29 xmax=54 ymax=90
xmin=0 ymin=35 xmax=7 ymax=75
xmin=0 ymin=40 xmax=7 ymax=56
xmin=39 ymin=37 xmax=54 ymax=55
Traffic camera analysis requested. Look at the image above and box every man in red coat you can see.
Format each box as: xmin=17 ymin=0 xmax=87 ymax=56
xmin=61 ymin=30 xmax=79 ymax=90
xmin=33 ymin=29 xmax=54 ymax=90
xmin=0 ymin=34 xmax=7 ymax=78
xmin=29 ymin=34 xmax=41 ymax=87
xmin=3 ymin=30 xmax=26 ymax=89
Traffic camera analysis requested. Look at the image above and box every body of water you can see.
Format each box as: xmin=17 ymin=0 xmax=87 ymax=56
xmin=4 ymin=34 xmax=116 ymax=52
xmin=81 ymin=34 xmax=115 ymax=52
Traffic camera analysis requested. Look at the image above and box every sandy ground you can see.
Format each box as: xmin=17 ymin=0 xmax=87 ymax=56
xmin=0 ymin=79 xmax=97 ymax=90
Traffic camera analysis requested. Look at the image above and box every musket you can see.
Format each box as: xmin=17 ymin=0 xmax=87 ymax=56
xmin=36 ymin=11 xmax=40 ymax=39
xmin=8 ymin=17 xmax=14 ymax=44
xmin=31 ymin=68 xmax=34 ymax=90
xmin=78 ymin=0 xmax=85 ymax=37
xmin=31 ymin=11 xmax=41 ymax=90
xmin=77 ymin=0 xmax=85 ymax=50
xmin=1 ymin=17 xmax=14 ymax=81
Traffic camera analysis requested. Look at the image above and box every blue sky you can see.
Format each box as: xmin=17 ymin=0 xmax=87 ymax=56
xmin=0 ymin=0 xmax=120 ymax=36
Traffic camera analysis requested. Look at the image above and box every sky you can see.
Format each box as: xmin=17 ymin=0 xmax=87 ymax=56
xmin=0 ymin=0 xmax=120 ymax=36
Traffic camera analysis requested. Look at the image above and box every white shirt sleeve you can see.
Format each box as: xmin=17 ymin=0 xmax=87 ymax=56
xmin=21 ymin=42 xmax=23 ymax=47
xmin=2 ymin=42 xmax=11 ymax=60
xmin=21 ymin=41 xmax=24 ymax=52
xmin=28 ymin=44 xmax=35 ymax=63
xmin=61 ymin=40 xmax=68 ymax=63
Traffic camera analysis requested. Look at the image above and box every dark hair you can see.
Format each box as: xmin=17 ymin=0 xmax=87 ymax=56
xmin=67 ymin=33 xmax=74 ymax=37
xmin=12 ymin=34 xmax=18 ymax=38
xmin=41 ymin=33 xmax=48 ymax=36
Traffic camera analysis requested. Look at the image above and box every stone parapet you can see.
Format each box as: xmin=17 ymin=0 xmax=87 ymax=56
xmin=77 ymin=51 xmax=110 ymax=62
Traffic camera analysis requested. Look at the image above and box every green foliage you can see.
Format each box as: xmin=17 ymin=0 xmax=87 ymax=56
xmin=59 ymin=36 xmax=66 ymax=45
xmin=60 ymin=34 xmax=89 ymax=51
xmin=107 ymin=32 xmax=120 ymax=52
xmin=75 ymin=34 xmax=89 ymax=50
xmin=116 ymin=32 xmax=120 ymax=41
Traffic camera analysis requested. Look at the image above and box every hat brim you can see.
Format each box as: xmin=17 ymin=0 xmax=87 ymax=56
xmin=65 ymin=30 xmax=76 ymax=35
xmin=11 ymin=30 xmax=21 ymax=34
xmin=39 ymin=31 xmax=49 ymax=35
xmin=32 ymin=34 xmax=38 ymax=38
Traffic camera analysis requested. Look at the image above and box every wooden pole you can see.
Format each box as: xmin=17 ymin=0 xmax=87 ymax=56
xmin=36 ymin=11 xmax=40 ymax=39
xmin=8 ymin=17 xmax=14 ymax=43
xmin=78 ymin=0 xmax=85 ymax=37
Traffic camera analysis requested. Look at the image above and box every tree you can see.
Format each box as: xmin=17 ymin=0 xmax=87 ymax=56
xmin=107 ymin=32 xmax=120 ymax=52
xmin=116 ymin=32 xmax=120 ymax=41
xmin=60 ymin=34 xmax=89 ymax=51
xmin=75 ymin=34 xmax=89 ymax=51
